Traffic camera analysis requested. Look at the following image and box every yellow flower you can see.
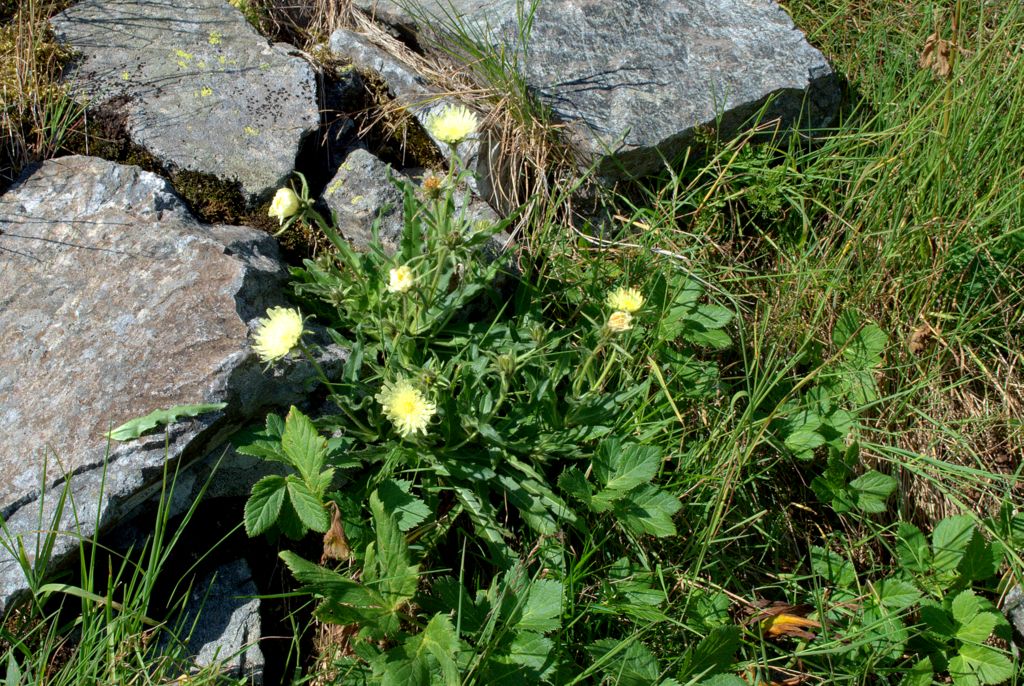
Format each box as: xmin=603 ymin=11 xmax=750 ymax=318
xmin=606 ymin=287 xmax=644 ymax=313
xmin=607 ymin=310 xmax=633 ymax=332
xmin=388 ymin=265 xmax=415 ymax=293
xmin=377 ymin=379 xmax=436 ymax=437
xmin=268 ymin=187 xmax=300 ymax=225
xmin=252 ymin=307 xmax=304 ymax=363
xmin=425 ymin=105 xmax=478 ymax=145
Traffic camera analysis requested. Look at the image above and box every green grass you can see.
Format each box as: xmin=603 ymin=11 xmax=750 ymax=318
xmin=3 ymin=0 xmax=1023 ymax=684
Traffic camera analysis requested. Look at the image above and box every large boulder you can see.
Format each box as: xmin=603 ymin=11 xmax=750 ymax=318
xmin=0 ymin=156 xmax=319 ymax=613
xmin=353 ymin=0 xmax=840 ymax=178
xmin=50 ymin=0 xmax=320 ymax=203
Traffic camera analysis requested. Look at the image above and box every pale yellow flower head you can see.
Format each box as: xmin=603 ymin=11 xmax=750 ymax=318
xmin=607 ymin=310 xmax=633 ymax=333
xmin=268 ymin=187 xmax=300 ymax=225
xmin=606 ymin=287 xmax=644 ymax=313
xmin=388 ymin=265 xmax=415 ymax=293
xmin=253 ymin=306 xmax=304 ymax=363
xmin=377 ymin=378 xmax=436 ymax=438
xmin=425 ymin=105 xmax=478 ymax=145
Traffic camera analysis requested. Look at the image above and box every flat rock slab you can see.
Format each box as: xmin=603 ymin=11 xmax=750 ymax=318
xmin=0 ymin=156 xmax=310 ymax=613
xmin=355 ymin=0 xmax=840 ymax=178
xmin=51 ymin=0 xmax=319 ymax=203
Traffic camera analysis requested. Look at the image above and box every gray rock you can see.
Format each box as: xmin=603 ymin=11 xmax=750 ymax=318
xmin=0 ymin=156 xmax=318 ymax=613
xmin=323 ymin=147 xmax=501 ymax=253
xmin=50 ymin=0 xmax=320 ymax=203
xmin=352 ymin=0 xmax=840 ymax=179
xmin=1004 ymin=584 xmax=1024 ymax=648
xmin=327 ymin=29 xmax=480 ymax=182
xmin=181 ymin=559 xmax=264 ymax=683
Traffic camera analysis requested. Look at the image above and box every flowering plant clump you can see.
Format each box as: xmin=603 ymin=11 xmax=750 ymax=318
xmin=387 ymin=265 xmax=415 ymax=294
xmin=607 ymin=310 xmax=634 ymax=332
xmin=268 ymin=187 xmax=300 ymax=225
xmin=376 ymin=378 xmax=436 ymax=438
xmin=425 ymin=104 xmax=478 ymax=145
xmin=606 ymin=287 xmax=645 ymax=313
xmin=252 ymin=306 xmax=304 ymax=362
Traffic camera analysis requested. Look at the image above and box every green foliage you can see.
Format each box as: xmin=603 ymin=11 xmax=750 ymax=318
xmin=241 ymin=407 xmax=336 ymax=538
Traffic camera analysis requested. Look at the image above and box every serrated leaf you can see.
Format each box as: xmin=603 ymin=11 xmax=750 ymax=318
xmin=876 ymin=578 xmax=921 ymax=611
xmin=244 ymin=475 xmax=287 ymax=537
xmin=810 ymin=546 xmax=857 ymax=588
xmin=784 ymin=429 xmax=825 ymax=460
xmin=957 ymin=529 xmax=1000 ymax=582
xmin=587 ymin=638 xmax=659 ymax=686
xmin=949 ymin=643 xmax=1015 ymax=686
xmin=421 ymin=613 xmax=460 ymax=686
xmin=377 ymin=480 xmax=431 ymax=532
xmin=613 ymin=484 xmax=681 ymax=537
xmin=593 ymin=440 xmax=661 ymax=492
xmin=933 ymin=516 xmax=975 ymax=574
xmin=516 ymin=579 xmax=563 ymax=633
xmin=897 ymin=522 xmax=932 ymax=573
xmin=286 ymin=476 xmax=330 ymax=533
xmin=683 ymin=327 xmax=732 ymax=350
xmin=507 ymin=631 xmax=556 ymax=675
xmin=369 ymin=490 xmax=419 ymax=610
xmin=957 ymin=612 xmax=997 ymax=646
xmin=281 ymin=406 xmax=327 ymax=482
xmin=677 ymin=625 xmax=740 ymax=681
xmin=833 ymin=311 xmax=887 ymax=368
xmin=105 ymin=402 xmax=227 ymax=441
xmin=849 ymin=470 xmax=897 ymax=513
xmin=900 ymin=656 xmax=935 ymax=686
xmin=699 ymin=677 xmax=747 ymax=686
xmin=952 ymin=590 xmax=983 ymax=625
xmin=279 ymin=550 xmax=382 ymax=609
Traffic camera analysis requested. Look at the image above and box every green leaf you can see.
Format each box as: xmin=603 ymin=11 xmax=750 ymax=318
xmin=784 ymin=429 xmax=825 ymax=460
xmin=515 ymin=578 xmax=563 ymax=633
xmin=377 ymin=480 xmax=431 ymax=532
xmin=587 ymin=638 xmax=659 ymax=686
xmin=849 ymin=470 xmax=897 ymax=513
xmin=810 ymin=547 xmax=857 ymax=588
xmin=951 ymin=590 xmax=982 ymax=625
xmin=932 ymin=516 xmax=975 ymax=574
xmin=876 ymin=578 xmax=921 ymax=611
xmin=957 ymin=612 xmax=997 ymax=646
xmin=369 ymin=490 xmax=419 ymax=610
xmin=676 ymin=625 xmax=740 ymax=681
xmin=698 ymin=677 xmax=747 ymax=686
xmin=105 ymin=403 xmax=227 ymax=441
xmin=286 ymin=476 xmax=330 ymax=533
xmin=244 ymin=475 xmax=287 ymax=537
xmin=897 ymin=522 xmax=932 ymax=574
xmin=281 ymin=406 xmax=327 ymax=481
xmin=506 ymin=631 xmax=556 ymax=676
xmin=900 ymin=656 xmax=935 ymax=686
xmin=949 ymin=643 xmax=1014 ymax=686
xmin=957 ymin=529 xmax=1000 ymax=582
xmin=683 ymin=327 xmax=733 ymax=350
xmin=613 ymin=484 xmax=681 ymax=537
xmin=833 ymin=311 xmax=887 ymax=368
xmin=421 ymin=613 xmax=461 ymax=686
xmin=594 ymin=440 xmax=662 ymax=493
xmin=279 ymin=550 xmax=383 ymax=610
